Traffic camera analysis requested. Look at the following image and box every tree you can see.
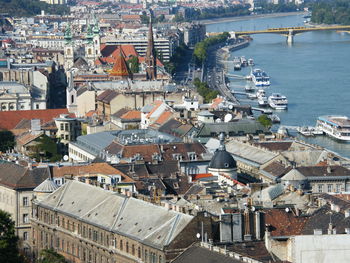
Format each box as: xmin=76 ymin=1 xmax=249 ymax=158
xmin=257 ymin=114 xmax=272 ymax=128
xmin=37 ymin=249 xmax=66 ymax=263
xmin=0 ymin=210 xmax=21 ymax=263
xmin=127 ymin=56 xmax=139 ymax=73
xmin=30 ymin=135 xmax=61 ymax=162
xmin=0 ymin=130 xmax=15 ymax=152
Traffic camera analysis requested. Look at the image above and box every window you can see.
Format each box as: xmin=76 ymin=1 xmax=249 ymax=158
xmin=336 ymin=184 xmax=342 ymax=193
xmin=318 ymin=184 xmax=324 ymax=193
xmin=65 ymin=135 xmax=69 ymax=140
xmin=132 ymin=244 xmax=135 ymax=255
xmin=126 ymin=242 xmax=129 ymax=253
xmin=23 ymin=197 xmax=29 ymax=206
xmin=23 ymin=232 xmax=28 ymax=240
xmin=23 ymin=214 xmax=29 ymax=224
xmin=36 ymin=104 xmax=39 ymax=109
xmin=327 ymin=184 xmax=333 ymax=192
xmin=120 ymin=240 xmax=123 ymax=250
xmin=60 ymin=123 xmax=64 ymax=131
xmin=65 ymin=123 xmax=69 ymax=131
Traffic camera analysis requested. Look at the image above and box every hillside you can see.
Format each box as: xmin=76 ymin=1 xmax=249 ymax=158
xmin=0 ymin=0 xmax=69 ymax=17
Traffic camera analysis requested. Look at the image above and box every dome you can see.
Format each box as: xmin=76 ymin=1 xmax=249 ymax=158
xmin=34 ymin=178 xmax=59 ymax=193
xmin=209 ymin=149 xmax=237 ymax=169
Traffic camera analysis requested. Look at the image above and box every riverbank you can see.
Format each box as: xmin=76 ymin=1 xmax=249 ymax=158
xmin=201 ymin=11 xmax=306 ymax=25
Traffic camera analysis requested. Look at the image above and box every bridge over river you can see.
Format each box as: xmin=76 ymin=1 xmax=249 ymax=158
xmin=209 ymin=25 xmax=350 ymax=44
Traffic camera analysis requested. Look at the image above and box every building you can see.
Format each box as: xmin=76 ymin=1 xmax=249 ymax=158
xmin=181 ymin=23 xmax=206 ymax=48
xmin=0 ymin=82 xmax=47 ymax=111
xmin=54 ymin=114 xmax=82 ymax=145
xmin=31 ymin=180 xmax=212 ymax=262
xmin=0 ymin=162 xmax=49 ymax=255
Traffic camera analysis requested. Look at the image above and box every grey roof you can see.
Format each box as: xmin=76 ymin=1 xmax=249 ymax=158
xmin=281 ymin=150 xmax=329 ymax=166
xmin=281 ymin=169 xmax=306 ymax=181
xmin=196 ymin=120 xmax=270 ymax=138
xmin=209 ymin=149 xmax=236 ymax=169
xmin=36 ymin=180 xmax=193 ymax=250
xmin=34 ymin=178 xmax=59 ymax=193
xmin=198 ymin=110 xmax=214 ymax=117
xmin=73 ymin=129 xmax=181 ymax=157
xmin=225 ymin=140 xmax=278 ymax=165
xmin=141 ymin=104 xmax=154 ymax=113
xmin=172 ymin=245 xmax=242 ymax=263
xmin=0 ymin=162 xmax=49 ymax=190
xmin=0 ymin=82 xmax=29 ymax=94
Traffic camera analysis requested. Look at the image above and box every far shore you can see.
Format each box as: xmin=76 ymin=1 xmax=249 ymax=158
xmin=200 ymin=11 xmax=307 ymax=25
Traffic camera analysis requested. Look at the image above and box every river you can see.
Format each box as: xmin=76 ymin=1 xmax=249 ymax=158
xmin=206 ymin=13 xmax=350 ymax=157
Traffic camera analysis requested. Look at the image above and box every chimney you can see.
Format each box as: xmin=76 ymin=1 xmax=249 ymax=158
xmin=328 ymin=223 xmax=333 ymax=235
xmin=327 ymin=166 xmax=332 ymax=173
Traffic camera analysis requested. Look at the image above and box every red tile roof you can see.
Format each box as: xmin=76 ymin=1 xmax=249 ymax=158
xmin=192 ymin=173 xmax=213 ymax=181
xmin=120 ymin=110 xmax=141 ymax=120
xmin=0 ymin=108 xmax=70 ymax=130
xmin=265 ymin=208 xmax=308 ymax=237
xmin=51 ymin=163 xmax=134 ymax=183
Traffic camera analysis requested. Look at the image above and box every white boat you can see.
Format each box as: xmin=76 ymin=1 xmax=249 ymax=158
xmin=251 ymin=69 xmax=270 ymax=87
xmin=248 ymin=58 xmax=254 ymax=66
xmin=247 ymin=93 xmax=257 ymax=99
xmin=316 ymin=116 xmax=350 ymax=141
xmin=240 ymin=56 xmax=248 ymax=67
xmin=297 ymin=126 xmax=323 ymax=137
xmin=268 ymin=114 xmax=280 ymax=123
xmin=268 ymin=93 xmax=288 ymax=110
xmin=256 ymin=89 xmax=268 ymax=106
xmin=258 ymin=96 xmax=268 ymax=106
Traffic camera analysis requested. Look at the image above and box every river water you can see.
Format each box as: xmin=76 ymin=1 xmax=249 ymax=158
xmin=206 ymin=13 xmax=350 ymax=157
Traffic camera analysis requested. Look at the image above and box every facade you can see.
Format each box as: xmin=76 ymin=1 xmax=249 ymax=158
xmin=31 ymin=180 xmax=210 ymax=262
xmin=54 ymin=114 xmax=82 ymax=145
xmin=182 ymin=23 xmax=206 ymax=48
xmin=0 ymin=162 xmax=49 ymax=255
xmin=0 ymin=82 xmax=47 ymax=111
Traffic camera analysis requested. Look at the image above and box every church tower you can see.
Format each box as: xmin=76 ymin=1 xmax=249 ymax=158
xmin=145 ymin=16 xmax=157 ymax=80
xmin=64 ymin=23 xmax=74 ymax=70
xmin=93 ymin=18 xmax=101 ymax=58
xmin=85 ymin=24 xmax=95 ymax=67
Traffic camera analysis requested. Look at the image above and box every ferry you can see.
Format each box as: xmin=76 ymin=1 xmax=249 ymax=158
xmin=268 ymin=93 xmax=288 ymax=110
xmin=251 ymin=69 xmax=270 ymax=86
xmin=316 ymin=116 xmax=350 ymax=141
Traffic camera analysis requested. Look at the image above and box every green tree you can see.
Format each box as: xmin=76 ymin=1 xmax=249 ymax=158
xmin=0 ymin=210 xmax=21 ymax=263
xmin=0 ymin=130 xmax=15 ymax=152
xmin=30 ymin=135 xmax=61 ymax=162
xmin=37 ymin=249 xmax=66 ymax=263
xmin=257 ymin=114 xmax=272 ymax=128
xmin=127 ymin=56 xmax=139 ymax=73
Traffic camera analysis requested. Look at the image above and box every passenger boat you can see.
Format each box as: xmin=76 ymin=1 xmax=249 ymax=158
xmin=316 ymin=116 xmax=350 ymax=141
xmin=251 ymin=69 xmax=270 ymax=86
xmin=268 ymin=93 xmax=288 ymax=110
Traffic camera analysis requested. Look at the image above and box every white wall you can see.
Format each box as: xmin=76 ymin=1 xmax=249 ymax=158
xmin=291 ymin=234 xmax=350 ymax=263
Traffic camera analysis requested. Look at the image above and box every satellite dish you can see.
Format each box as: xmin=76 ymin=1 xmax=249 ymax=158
xmin=251 ymin=206 xmax=256 ymax=212
xmin=224 ymin=113 xmax=233 ymax=123
xmin=229 ymin=104 xmax=233 ymax=110
xmin=63 ymin=155 xmax=69 ymax=161
xmin=196 ymin=233 xmax=201 ymax=239
xmin=285 ymin=207 xmax=290 ymax=213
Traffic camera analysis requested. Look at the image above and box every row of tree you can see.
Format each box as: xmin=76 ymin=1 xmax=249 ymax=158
xmin=173 ymin=5 xmax=250 ymax=22
xmin=193 ymin=78 xmax=219 ymax=103
xmin=193 ymin=32 xmax=230 ymax=65
xmin=311 ymin=0 xmax=350 ymax=25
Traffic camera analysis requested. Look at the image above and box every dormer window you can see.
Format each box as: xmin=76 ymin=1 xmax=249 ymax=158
xmin=172 ymin=154 xmax=182 ymax=161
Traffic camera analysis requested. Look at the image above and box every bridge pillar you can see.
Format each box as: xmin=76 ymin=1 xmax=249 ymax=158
xmin=287 ymin=30 xmax=294 ymax=44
